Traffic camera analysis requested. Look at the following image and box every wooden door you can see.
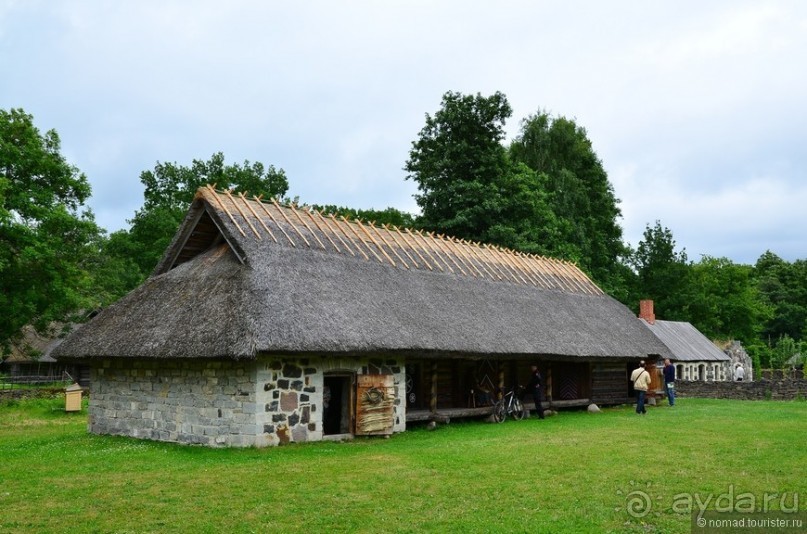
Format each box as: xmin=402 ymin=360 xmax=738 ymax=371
xmin=355 ymin=374 xmax=395 ymax=436
xmin=648 ymin=363 xmax=664 ymax=394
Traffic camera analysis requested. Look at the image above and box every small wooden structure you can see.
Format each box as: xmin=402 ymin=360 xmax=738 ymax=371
xmin=64 ymin=383 xmax=83 ymax=412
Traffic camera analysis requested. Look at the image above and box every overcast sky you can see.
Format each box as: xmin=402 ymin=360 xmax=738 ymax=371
xmin=3 ymin=1 xmax=805 ymax=265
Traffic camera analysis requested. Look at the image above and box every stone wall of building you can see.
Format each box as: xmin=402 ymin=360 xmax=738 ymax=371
xmin=674 ymin=361 xmax=731 ymax=382
xmin=723 ymin=340 xmax=754 ymax=380
xmin=89 ymin=359 xmax=261 ymax=447
xmin=88 ymin=356 xmax=407 ymax=448
xmin=256 ymin=355 xmax=406 ymax=447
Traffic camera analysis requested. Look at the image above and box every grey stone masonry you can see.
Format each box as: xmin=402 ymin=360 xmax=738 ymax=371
xmin=88 ymin=359 xmax=260 ymax=447
xmin=255 ymin=355 xmax=406 ymax=447
xmin=87 ymin=355 xmax=406 ymax=447
xmin=675 ymin=374 xmax=806 ymax=401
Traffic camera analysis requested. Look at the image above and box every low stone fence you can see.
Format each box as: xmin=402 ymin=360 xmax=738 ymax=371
xmin=758 ymin=369 xmax=804 ymax=380
xmin=676 ymin=377 xmax=806 ymax=401
xmin=0 ymin=387 xmax=67 ymax=401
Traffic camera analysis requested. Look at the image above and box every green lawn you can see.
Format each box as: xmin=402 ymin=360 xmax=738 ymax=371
xmin=0 ymin=397 xmax=804 ymax=533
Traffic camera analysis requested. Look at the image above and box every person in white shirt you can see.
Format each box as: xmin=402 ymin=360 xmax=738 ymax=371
xmin=734 ymin=364 xmax=745 ymax=381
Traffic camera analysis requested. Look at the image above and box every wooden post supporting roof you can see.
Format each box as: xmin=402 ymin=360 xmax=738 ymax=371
xmin=430 ymin=361 xmax=438 ymax=414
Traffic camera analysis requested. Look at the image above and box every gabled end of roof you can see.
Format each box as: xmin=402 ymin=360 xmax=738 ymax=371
xmin=152 ymin=188 xmax=247 ymax=276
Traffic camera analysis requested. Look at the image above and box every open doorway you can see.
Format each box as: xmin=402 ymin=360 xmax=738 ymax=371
xmin=323 ymin=374 xmax=353 ymax=436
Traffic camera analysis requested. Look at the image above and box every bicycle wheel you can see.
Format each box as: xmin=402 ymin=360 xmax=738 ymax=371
xmin=493 ymin=401 xmax=506 ymax=423
xmin=511 ymin=397 xmax=526 ymax=421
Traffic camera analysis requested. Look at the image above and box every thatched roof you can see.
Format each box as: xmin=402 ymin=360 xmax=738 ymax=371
xmin=4 ymin=323 xmax=74 ymax=364
xmin=53 ymin=186 xmax=672 ymax=362
xmin=640 ymin=319 xmax=729 ymax=362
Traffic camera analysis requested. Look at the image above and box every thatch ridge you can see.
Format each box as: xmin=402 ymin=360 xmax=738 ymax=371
xmin=157 ymin=185 xmax=603 ymax=296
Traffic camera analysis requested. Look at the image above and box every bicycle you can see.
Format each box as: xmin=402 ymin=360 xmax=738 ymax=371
xmin=493 ymin=386 xmax=526 ymax=423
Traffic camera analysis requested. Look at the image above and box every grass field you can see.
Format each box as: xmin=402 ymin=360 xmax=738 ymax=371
xmin=1 ymin=397 xmax=805 ymax=533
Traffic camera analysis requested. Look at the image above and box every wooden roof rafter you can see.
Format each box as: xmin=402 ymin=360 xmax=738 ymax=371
xmin=195 ymin=185 xmax=602 ymax=296
xmin=384 ymin=224 xmax=422 ymax=269
xmin=432 ymin=233 xmax=467 ymax=276
xmin=206 ymin=184 xmax=245 ymax=237
xmin=372 ymin=224 xmax=410 ymax=269
xmin=356 ymin=219 xmax=396 ymax=267
xmin=239 ymin=192 xmax=277 ymax=243
xmin=304 ymin=208 xmax=341 ymax=253
xmin=290 ymin=203 xmax=327 ymax=250
xmin=272 ymin=197 xmax=310 ymax=248
xmin=254 ymin=196 xmax=296 ymax=247
xmin=341 ymin=215 xmax=376 ymax=262
xmin=405 ymin=229 xmax=446 ymax=272
xmin=225 ymin=190 xmax=261 ymax=240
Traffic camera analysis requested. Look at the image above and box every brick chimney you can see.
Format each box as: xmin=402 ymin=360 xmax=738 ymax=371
xmin=639 ymin=300 xmax=655 ymax=324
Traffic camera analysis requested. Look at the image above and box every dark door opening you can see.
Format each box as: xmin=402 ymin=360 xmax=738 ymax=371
xmin=323 ymin=375 xmax=352 ymax=436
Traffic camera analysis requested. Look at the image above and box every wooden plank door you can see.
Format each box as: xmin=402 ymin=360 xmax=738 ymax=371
xmin=355 ymin=374 xmax=395 ymax=436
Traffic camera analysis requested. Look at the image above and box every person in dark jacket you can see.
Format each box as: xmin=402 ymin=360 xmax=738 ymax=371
xmin=527 ymin=365 xmax=545 ymax=419
xmin=663 ymin=358 xmax=676 ymax=407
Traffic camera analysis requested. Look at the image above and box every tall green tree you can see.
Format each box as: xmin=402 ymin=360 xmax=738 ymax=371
xmin=119 ymin=152 xmax=290 ymax=282
xmin=687 ymin=255 xmax=771 ymax=342
xmin=755 ymin=251 xmax=807 ymax=343
xmin=0 ymin=108 xmax=101 ymax=349
xmin=509 ymin=112 xmax=625 ymax=287
xmin=404 ymin=91 xmax=560 ymax=253
xmin=82 ymin=229 xmax=146 ymax=307
xmin=313 ymin=205 xmax=416 ymax=229
xmin=405 ymin=91 xmax=514 ymax=241
xmin=481 ymin=162 xmax=562 ymax=255
xmin=629 ymin=221 xmax=691 ymax=320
